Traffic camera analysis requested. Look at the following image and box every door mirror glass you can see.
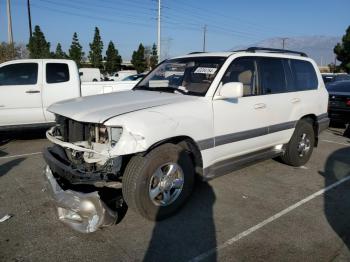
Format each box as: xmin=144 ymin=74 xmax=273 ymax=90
xmin=216 ymin=82 xmax=243 ymax=100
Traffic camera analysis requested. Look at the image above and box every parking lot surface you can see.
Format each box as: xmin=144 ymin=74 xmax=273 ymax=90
xmin=0 ymin=127 xmax=350 ymax=262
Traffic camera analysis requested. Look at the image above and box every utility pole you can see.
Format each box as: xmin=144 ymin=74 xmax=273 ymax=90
xmin=27 ymin=0 xmax=32 ymax=38
xmin=157 ymin=0 xmax=161 ymax=61
xmin=203 ymin=25 xmax=207 ymax=52
xmin=7 ymin=0 xmax=14 ymax=44
xmin=281 ymin=37 xmax=288 ymax=49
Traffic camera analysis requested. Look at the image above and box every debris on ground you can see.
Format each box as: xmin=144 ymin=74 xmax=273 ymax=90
xmin=0 ymin=214 xmax=13 ymax=223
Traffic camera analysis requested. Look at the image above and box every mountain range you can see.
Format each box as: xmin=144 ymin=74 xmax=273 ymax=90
xmin=231 ymin=36 xmax=341 ymax=66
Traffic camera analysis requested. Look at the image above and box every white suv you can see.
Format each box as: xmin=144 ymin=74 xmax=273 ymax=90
xmin=43 ymin=47 xmax=329 ymax=232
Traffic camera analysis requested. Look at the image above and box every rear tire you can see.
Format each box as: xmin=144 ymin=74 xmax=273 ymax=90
xmin=280 ymin=119 xmax=315 ymax=167
xmin=122 ymin=143 xmax=194 ymax=221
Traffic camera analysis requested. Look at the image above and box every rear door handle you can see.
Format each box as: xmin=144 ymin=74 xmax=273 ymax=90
xmin=25 ymin=90 xmax=40 ymax=94
xmin=291 ymin=98 xmax=301 ymax=103
xmin=254 ymin=103 xmax=266 ymax=109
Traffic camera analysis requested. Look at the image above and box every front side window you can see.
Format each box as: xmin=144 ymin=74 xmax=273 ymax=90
xmin=135 ymin=57 xmax=226 ymax=96
xmin=0 ymin=63 xmax=38 ymax=85
xmin=258 ymin=58 xmax=287 ymax=95
xmin=290 ymin=60 xmax=318 ymax=91
xmin=222 ymin=57 xmax=257 ymax=96
xmin=46 ymin=63 xmax=70 ymax=84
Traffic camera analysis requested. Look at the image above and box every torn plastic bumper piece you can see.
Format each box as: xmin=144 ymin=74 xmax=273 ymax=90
xmin=44 ymin=166 xmax=117 ymax=233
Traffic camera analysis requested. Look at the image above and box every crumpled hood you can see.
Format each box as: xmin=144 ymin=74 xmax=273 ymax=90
xmin=48 ymin=90 xmax=197 ymax=123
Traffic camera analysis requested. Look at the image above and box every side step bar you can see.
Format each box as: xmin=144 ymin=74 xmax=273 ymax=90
xmin=203 ymin=147 xmax=284 ymax=180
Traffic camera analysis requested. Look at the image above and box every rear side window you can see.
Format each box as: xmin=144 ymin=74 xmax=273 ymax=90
xmin=46 ymin=63 xmax=70 ymax=84
xmin=258 ymin=58 xmax=287 ymax=94
xmin=0 ymin=63 xmax=38 ymax=85
xmin=290 ymin=60 xmax=318 ymax=91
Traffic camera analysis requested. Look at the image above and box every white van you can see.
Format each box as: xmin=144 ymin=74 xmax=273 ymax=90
xmin=79 ymin=68 xmax=102 ymax=82
xmin=108 ymin=70 xmax=137 ymax=81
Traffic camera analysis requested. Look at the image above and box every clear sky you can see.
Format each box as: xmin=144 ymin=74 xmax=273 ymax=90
xmin=0 ymin=0 xmax=349 ymax=61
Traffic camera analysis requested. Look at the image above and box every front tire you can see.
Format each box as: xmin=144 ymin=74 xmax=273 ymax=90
xmin=122 ymin=143 xmax=194 ymax=221
xmin=280 ymin=119 xmax=315 ymax=167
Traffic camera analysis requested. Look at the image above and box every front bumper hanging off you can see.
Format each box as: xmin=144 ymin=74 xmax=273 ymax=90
xmin=44 ymin=166 xmax=118 ymax=233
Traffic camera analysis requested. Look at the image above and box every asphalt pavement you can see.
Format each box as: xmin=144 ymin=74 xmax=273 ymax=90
xmin=0 ymin=127 xmax=349 ymax=262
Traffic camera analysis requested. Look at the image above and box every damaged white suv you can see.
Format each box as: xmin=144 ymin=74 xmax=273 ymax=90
xmin=44 ymin=47 xmax=329 ymax=232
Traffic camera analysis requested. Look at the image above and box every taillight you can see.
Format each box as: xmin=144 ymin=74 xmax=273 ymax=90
xmin=347 ymin=99 xmax=350 ymax=106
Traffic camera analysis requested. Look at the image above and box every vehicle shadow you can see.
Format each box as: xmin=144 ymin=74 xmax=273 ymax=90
xmin=0 ymin=128 xmax=48 ymax=146
xmin=321 ymin=147 xmax=350 ymax=251
xmin=143 ymin=181 xmax=217 ymax=262
xmin=0 ymin=158 xmax=25 ymax=178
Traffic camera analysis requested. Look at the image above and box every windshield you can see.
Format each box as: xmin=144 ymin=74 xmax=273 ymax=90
xmin=333 ymin=74 xmax=350 ymax=82
xmin=134 ymin=56 xmax=226 ymax=96
xmin=327 ymin=81 xmax=350 ymax=92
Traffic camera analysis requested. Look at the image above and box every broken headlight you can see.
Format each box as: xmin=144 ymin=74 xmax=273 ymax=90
xmin=110 ymin=127 xmax=123 ymax=147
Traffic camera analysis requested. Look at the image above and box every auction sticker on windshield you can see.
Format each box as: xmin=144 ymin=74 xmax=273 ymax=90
xmin=194 ymin=67 xmax=217 ymax=74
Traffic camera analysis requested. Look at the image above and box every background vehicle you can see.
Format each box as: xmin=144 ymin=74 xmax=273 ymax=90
xmin=79 ymin=68 xmax=103 ymax=82
xmin=122 ymin=73 xmax=146 ymax=81
xmin=327 ymin=80 xmax=350 ymax=124
xmin=108 ymin=70 xmax=137 ymax=81
xmin=331 ymin=74 xmax=350 ymax=82
xmin=0 ymin=59 xmax=140 ymax=131
xmin=322 ymin=73 xmax=335 ymax=84
xmin=43 ymin=48 xmax=329 ymax=233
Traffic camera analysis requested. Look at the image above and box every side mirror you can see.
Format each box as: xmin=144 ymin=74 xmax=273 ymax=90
xmin=215 ymin=82 xmax=243 ymax=100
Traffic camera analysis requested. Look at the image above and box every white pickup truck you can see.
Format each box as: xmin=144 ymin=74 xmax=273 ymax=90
xmin=0 ymin=59 xmax=141 ymax=131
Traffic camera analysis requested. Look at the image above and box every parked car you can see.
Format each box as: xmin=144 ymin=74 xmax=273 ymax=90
xmin=122 ymin=73 xmax=146 ymax=81
xmin=108 ymin=70 xmax=137 ymax=81
xmin=0 ymin=59 xmax=140 ymax=131
xmin=43 ymin=47 xmax=329 ymax=233
xmin=332 ymin=74 xmax=350 ymax=82
xmin=327 ymin=80 xmax=350 ymax=124
xmin=79 ymin=68 xmax=103 ymax=82
xmin=322 ymin=73 xmax=335 ymax=84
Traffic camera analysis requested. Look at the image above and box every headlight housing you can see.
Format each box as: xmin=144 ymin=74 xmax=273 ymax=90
xmin=110 ymin=127 xmax=123 ymax=147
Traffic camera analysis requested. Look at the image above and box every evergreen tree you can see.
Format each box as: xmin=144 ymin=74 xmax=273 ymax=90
xmin=149 ymin=43 xmax=158 ymax=69
xmin=54 ymin=43 xmax=67 ymax=59
xmin=89 ymin=27 xmax=103 ymax=68
xmin=105 ymin=41 xmax=122 ymax=74
xmin=69 ymin=32 xmax=84 ymax=67
xmin=27 ymin=25 xmax=51 ymax=58
xmin=131 ymin=43 xmax=147 ymax=73
xmin=334 ymin=26 xmax=350 ymax=73
xmin=0 ymin=42 xmax=28 ymax=63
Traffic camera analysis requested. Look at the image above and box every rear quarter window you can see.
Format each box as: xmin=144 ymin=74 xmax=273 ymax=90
xmin=290 ymin=60 xmax=318 ymax=91
xmin=46 ymin=63 xmax=70 ymax=84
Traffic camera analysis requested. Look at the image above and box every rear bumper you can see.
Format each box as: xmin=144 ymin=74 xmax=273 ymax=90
xmin=328 ymin=108 xmax=350 ymax=123
xmin=43 ymin=166 xmax=117 ymax=233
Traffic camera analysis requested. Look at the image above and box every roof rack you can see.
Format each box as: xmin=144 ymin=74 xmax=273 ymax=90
xmin=187 ymin=51 xmax=206 ymax=55
xmin=242 ymin=47 xmax=308 ymax=57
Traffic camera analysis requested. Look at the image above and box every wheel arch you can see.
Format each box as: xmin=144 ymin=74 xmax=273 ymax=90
xmin=144 ymin=136 xmax=204 ymax=178
xmin=298 ymin=114 xmax=319 ymax=146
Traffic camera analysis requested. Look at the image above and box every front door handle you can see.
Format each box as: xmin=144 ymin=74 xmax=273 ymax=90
xmin=254 ymin=103 xmax=266 ymax=109
xmin=291 ymin=98 xmax=301 ymax=103
xmin=25 ymin=90 xmax=40 ymax=94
